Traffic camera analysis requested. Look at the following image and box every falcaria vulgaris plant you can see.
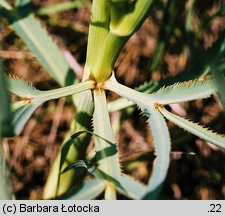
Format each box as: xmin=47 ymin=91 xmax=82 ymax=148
xmin=0 ymin=0 xmax=225 ymax=199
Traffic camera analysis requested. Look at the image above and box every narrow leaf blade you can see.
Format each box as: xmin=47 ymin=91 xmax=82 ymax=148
xmin=159 ymin=107 xmax=225 ymax=148
xmin=144 ymin=107 xmax=171 ymax=199
xmin=212 ymin=67 xmax=225 ymax=109
xmin=93 ymin=90 xmax=121 ymax=180
xmin=0 ymin=67 xmax=12 ymax=199
xmin=152 ymin=78 xmax=217 ymax=105
xmin=12 ymin=100 xmax=42 ymax=135
xmin=116 ymin=175 xmax=147 ymax=200
xmin=2 ymin=9 xmax=75 ymax=85
xmin=6 ymin=76 xmax=40 ymax=98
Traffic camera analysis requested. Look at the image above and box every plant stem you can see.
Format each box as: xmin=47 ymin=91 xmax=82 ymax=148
xmin=85 ymin=0 xmax=110 ymax=69
xmin=90 ymin=33 xmax=128 ymax=82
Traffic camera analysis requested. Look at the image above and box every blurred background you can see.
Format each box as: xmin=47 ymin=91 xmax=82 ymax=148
xmin=1 ymin=0 xmax=225 ymax=199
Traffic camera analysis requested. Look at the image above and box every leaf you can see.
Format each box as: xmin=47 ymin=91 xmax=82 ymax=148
xmin=159 ymin=107 xmax=225 ymax=148
xmin=116 ymin=175 xmax=147 ymax=200
xmin=107 ymin=80 xmax=159 ymax=112
xmin=44 ymin=89 xmax=94 ymax=199
xmin=0 ymin=69 xmax=12 ymax=199
xmin=6 ymin=75 xmax=40 ymax=98
xmin=37 ymin=1 xmax=84 ymax=16
xmin=211 ymin=67 xmax=225 ymax=109
xmin=62 ymin=159 xmax=125 ymax=194
xmin=60 ymin=130 xmax=122 ymax=179
xmin=61 ymin=160 xmax=90 ymax=174
xmin=57 ymin=178 xmax=105 ymax=200
xmin=0 ymin=141 xmax=12 ymax=199
xmin=1 ymin=9 xmax=75 ymax=86
xmin=108 ymin=97 xmax=134 ymax=113
xmin=93 ymin=89 xmax=121 ymax=180
xmin=0 ymin=71 xmax=13 ymax=137
xmin=7 ymin=76 xmax=94 ymax=135
xmin=59 ymin=131 xmax=88 ymax=173
xmin=107 ymin=32 xmax=225 ymax=112
xmin=105 ymin=74 xmax=155 ymax=110
xmin=0 ymin=0 xmax=12 ymax=10
xmin=143 ymin=106 xmax=171 ymax=199
xmin=105 ymin=76 xmax=171 ymax=199
xmin=152 ymin=78 xmax=217 ymax=105
xmin=0 ymin=145 xmax=12 ymax=199
xmin=110 ymin=0 xmax=155 ymax=36
xmin=12 ymin=100 xmax=43 ymax=135
xmin=7 ymin=76 xmax=94 ymax=101
xmin=14 ymin=0 xmax=31 ymax=7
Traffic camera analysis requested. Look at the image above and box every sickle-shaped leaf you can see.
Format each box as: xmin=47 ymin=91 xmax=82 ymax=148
xmin=159 ymin=107 xmax=225 ymax=148
xmin=143 ymin=106 xmax=171 ymax=199
xmin=116 ymin=175 xmax=147 ymax=200
xmin=11 ymin=100 xmax=43 ymax=135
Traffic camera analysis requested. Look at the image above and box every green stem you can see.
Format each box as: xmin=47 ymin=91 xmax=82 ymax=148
xmin=90 ymin=33 xmax=128 ymax=82
xmin=86 ymin=0 xmax=110 ymax=68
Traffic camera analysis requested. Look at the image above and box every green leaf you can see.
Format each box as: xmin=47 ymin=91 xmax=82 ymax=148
xmin=152 ymin=78 xmax=217 ymax=105
xmin=44 ymin=88 xmax=94 ymax=199
xmin=12 ymin=100 xmax=43 ymax=135
xmin=7 ymin=76 xmax=94 ymax=135
xmin=1 ymin=9 xmax=75 ymax=86
xmin=0 ymin=0 xmax=12 ymax=10
xmin=107 ymin=32 xmax=225 ymax=112
xmin=108 ymin=97 xmax=134 ymax=113
xmin=6 ymin=75 xmax=40 ymax=98
xmin=62 ymin=159 xmax=124 ymax=195
xmin=105 ymin=76 xmax=171 ymax=199
xmin=0 ymin=144 xmax=12 ymax=199
xmin=0 ymin=72 xmax=13 ymax=137
xmin=93 ymin=89 xmax=121 ymax=180
xmin=58 ymin=178 xmax=105 ymax=200
xmin=159 ymin=107 xmax=225 ymax=148
xmin=110 ymin=0 xmax=155 ymax=36
xmin=211 ymin=67 xmax=225 ymax=109
xmin=59 ymin=131 xmax=87 ymax=173
xmin=7 ymin=76 xmax=94 ymax=101
xmin=0 ymin=69 xmax=12 ymax=199
xmin=143 ymin=107 xmax=171 ymax=199
xmin=37 ymin=1 xmax=84 ymax=16
xmin=14 ymin=0 xmax=31 ymax=7
xmin=61 ymin=160 xmax=90 ymax=174
xmin=105 ymin=74 xmax=155 ymax=110
xmin=107 ymin=80 xmax=159 ymax=112
xmin=116 ymin=175 xmax=147 ymax=200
